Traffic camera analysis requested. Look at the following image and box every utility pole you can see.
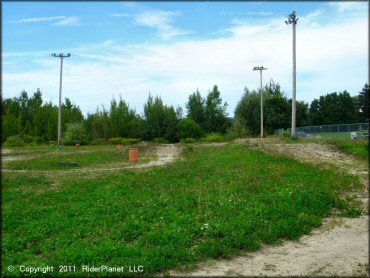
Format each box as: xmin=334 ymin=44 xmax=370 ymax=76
xmin=51 ymin=53 xmax=71 ymax=147
xmin=285 ymin=11 xmax=298 ymax=139
xmin=253 ymin=66 xmax=268 ymax=138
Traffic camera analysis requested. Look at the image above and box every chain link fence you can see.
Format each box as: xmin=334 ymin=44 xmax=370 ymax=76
xmin=275 ymin=123 xmax=369 ymax=138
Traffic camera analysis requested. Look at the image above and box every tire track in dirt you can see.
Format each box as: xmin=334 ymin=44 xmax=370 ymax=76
xmin=167 ymin=140 xmax=369 ymax=277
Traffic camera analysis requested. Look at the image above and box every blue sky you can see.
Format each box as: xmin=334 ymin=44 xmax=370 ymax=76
xmin=2 ymin=1 xmax=368 ymax=116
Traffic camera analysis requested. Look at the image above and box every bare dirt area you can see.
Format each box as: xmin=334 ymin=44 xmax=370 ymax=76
xmin=126 ymin=144 xmax=182 ymax=169
xmin=169 ymin=139 xmax=369 ymax=277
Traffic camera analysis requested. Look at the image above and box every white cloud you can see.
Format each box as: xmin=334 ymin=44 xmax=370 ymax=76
xmin=8 ymin=16 xmax=66 ymax=24
xmin=52 ymin=16 xmax=80 ymax=27
xmin=133 ymin=9 xmax=194 ymax=40
xmin=246 ymin=11 xmax=274 ymax=16
xmin=110 ymin=13 xmax=130 ymax=17
xmin=3 ymin=7 xmax=368 ymax=117
xmin=7 ymin=15 xmax=81 ymax=27
xmin=330 ymin=2 xmax=367 ymax=13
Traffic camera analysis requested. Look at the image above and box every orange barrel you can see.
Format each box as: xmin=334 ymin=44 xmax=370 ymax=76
xmin=129 ymin=148 xmax=139 ymax=163
xmin=117 ymin=144 xmax=124 ymax=151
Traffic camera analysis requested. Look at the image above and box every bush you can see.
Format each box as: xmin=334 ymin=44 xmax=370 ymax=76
xmin=91 ymin=138 xmax=107 ymax=145
xmin=4 ymin=135 xmax=25 ymax=147
xmin=108 ymin=137 xmax=141 ymax=145
xmin=201 ymin=133 xmax=225 ymax=143
xmin=283 ymin=130 xmax=291 ymax=138
xmin=177 ymin=118 xmax=203 ymax=140
xmin=63 ymin=123 xmax=88 ymax=146
xmin=180 ymin=138 xmax=197 ymax=143
xmin=152 ymin=137 xmax=169 ymax=144
xmin=21 ymin=134 xmax=34 ymax=144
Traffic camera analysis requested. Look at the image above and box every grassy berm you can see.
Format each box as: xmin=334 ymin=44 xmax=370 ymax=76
xmin=2 ymin=144 xmax=362 ymax=276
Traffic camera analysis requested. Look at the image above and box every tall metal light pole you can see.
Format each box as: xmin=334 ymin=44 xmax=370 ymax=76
xmin=51 ymin=53 xmax=71 ymax=147
xmin=253 ymin=66 xmax=268 ymax=138
xmin=285 ymin=11 xmax=298 ymax=139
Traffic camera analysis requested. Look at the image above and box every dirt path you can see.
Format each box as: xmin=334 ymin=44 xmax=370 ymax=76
xmin=1 ymin=144 xmax=182 ymax=173
xmin=169 ymin=139 xmax=369 ymax=277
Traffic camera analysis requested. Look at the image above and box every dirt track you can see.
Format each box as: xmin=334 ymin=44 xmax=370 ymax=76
xmin=169 ymin=139 xmax=369 ymax=277
xmin=1 ymin=144 xmax=182 ymax=173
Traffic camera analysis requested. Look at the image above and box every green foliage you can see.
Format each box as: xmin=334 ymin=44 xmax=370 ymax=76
xmin=204 ymin=85 xmax=229 ymax=134
xmin=1 ymin=90 xmax=83 ymax=143
xmin=108 ymin=137 xmax=141 ymax=145
xmin=3 ymin=134 xmax=44 ymax=147
xmin=2 ymin=145 xmax=361 ymax=276
xmin=177 ymin=118 xmax=204 ymax=139
xmin=356 ymin=83 xmax=369 ymax=122
xmin=233 ymin=88 xmax=260 ymax=136
xmin=186 ymin=89 xmax=206 ymax=127
xmin=90 ymin=138 xmax=108 ymax=145
xmin=201 ymin=132 xmax=225 ymax=142
xmin=180 ymin=138 xmax=197 ymax=143
xmin=152 ymin=137 xmax=169 ymax=144
xmin=110 ymin=97 xmax=144 ymax=139
xmin=309 ymin=91 xmax=357 ymax=125
xmin=324 ymin=138 xmax=369 ymax=160
xmin=233 ymin=81 xmax=300 ymax=136
xmin=3 ymin=135 xmax=25 ymax=147
xmin=283 ymin=130 xmax=291 ymax=138
xmin=186 ymin=86 xmax=229 ymax=134
xmin=62 ymin=123 xmax=88 ymax=146
xmin=144 ymin=95 xmax=179 ymax=142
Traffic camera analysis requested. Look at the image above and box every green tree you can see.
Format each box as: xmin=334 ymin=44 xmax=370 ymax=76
xmin=63 ymin=122 xmax=88 ymax=145
xmin=357 ymin=83 xmax=370 ymax=122
xmin=233 ymin=87 xmax=260 ymax=136
xmin=264 ymin=81 xmax=290 ymax=134
xmin=177 ymin=118 xmax=203 ymax=139
xmin=204 ymin=85 xmax=229 ymax=133
xmin=143 ymin=95 xmax=179 ymax=142
xmin=186 ymin=89 xmax=206 ymax=128
xmin=110 ymin=97 xmax=143 ymax=138
xmin=309 ymin=91 xmax=357 ymax=125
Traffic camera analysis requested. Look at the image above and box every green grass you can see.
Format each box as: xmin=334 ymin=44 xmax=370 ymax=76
xmin=2 ymin=144 xmax=362 ymax=276
xmin=324 ymin=138 xmax=369 ymax=160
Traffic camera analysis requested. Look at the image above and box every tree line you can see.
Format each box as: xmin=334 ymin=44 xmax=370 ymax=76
xmin=1 ymin=82 xmax=369 ymax=145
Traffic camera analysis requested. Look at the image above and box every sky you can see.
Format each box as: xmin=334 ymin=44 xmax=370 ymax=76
xmin=2 ymin=1 xmax=369 ymax=116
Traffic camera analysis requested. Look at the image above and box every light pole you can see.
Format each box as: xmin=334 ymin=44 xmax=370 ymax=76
xmin=51 ymin=53 xmax=71 ymax=147
xmin=253 ymin=66 xmax=268 ymax=138
xmin=285 ymin=11 xmax=298 ymax=139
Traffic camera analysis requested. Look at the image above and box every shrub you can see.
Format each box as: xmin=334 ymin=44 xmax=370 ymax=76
xmin=91 ymin=138 xmax=107 ymax=145
xmin=4 ymin=135 xmax=25 ymax=147
xmin=21 ymin=134 xmax=34 ymax=144
xmin=152 ymin=137 xmax=169 ymax=144
xmin=108 ymin=137 xmax=141 ymax=145
xmin=180 ymin=138 xmax=197 ymax=143
xmin=283 ymin=130 xmax=291 ymax=138
xmin=177 ymin=118 xmax=203 ymax=140
xmin=63 ymin=123 xmax=88 ymax=146
xmin=201 ymin=133 xmax=225 ymax=143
